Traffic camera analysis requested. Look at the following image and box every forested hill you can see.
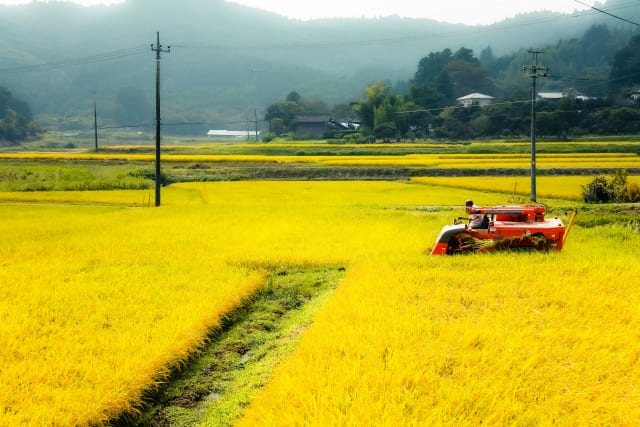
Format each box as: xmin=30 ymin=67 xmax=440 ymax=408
xmin=0 ymin=0 xmax=639 ymax=133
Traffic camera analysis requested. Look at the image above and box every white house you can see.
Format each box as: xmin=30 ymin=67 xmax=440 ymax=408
xmin=456 ymin=93 xmax=494 ymax=107
xmin=537 ymin=92 xmax=564 ymax=100
xmin=537 ymin=92 xmax=591 ymax=101
xmin=207 ymin=130 xmax=260 ymax=139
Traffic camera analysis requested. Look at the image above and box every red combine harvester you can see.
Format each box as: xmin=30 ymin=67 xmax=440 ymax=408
xmin=431 ymin=205 xmax=577 ymax=255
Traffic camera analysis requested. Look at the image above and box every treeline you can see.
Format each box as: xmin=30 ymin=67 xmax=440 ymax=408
xmin=359 ymin=95 xmax=640 ymax=140
xmin=0 ymin=86 xmax=40 ymax=145
xmin=266 ymin=25 xmax=640 ymax=141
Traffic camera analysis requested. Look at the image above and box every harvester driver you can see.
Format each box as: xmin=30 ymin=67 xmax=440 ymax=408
xmin=464 ymin=199 xmax=487 ymax=229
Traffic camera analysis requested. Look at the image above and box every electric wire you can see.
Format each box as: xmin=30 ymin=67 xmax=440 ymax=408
xmin=0 ymin=46 xmax=149 ymax=74
xmin=575 ymin=0 xmax=640 ymax=27
xmin=41 ymin=119 xmax=267 ymax=132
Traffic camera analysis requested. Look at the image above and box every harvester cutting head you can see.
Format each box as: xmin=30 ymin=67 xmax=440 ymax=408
xmin=430 ymin=205 xmax=577 ymax=255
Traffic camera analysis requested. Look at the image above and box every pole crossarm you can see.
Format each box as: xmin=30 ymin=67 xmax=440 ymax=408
xmin=522 ymin=50 xmax=548 ymax=78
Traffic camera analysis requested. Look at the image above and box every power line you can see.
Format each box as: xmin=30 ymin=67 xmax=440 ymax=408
xmin=0 ymin=46 xmax=148 ymax=74
xmin=394 ymin=100 xmax=532 ymax=114
xmin=575 ymin=0 xmax=640 ymax=27
xmin=547 ymin=75 xmax=607 ymax=82
xmin=98 ymin=123 xmax=149 ymax=130
xmin=40 ymin=119 xmax=272 ymax=132
xmin=40 ymin=123 xmax=148 ymax=132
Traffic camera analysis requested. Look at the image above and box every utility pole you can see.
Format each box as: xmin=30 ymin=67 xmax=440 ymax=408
xmin=90 ymin=90 xmax=98 ymax=151
xmin=254 ymin=107 xmax=259 ymax=141
xmin=93 ymin=98 xmax=98 ymax=152
xmin=151 ymin=32 xmax=170 ymax=207
xmin=249 ymin=67 xmax=262 ymax=142
xmin=523 ymin=50 xmax=547 ymax=203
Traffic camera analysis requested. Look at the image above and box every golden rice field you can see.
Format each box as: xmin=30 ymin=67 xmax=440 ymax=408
xmin=413 ymin=175 xmax=640 ymax=201
xmin=319 ymin=153 xmax=640 ymax=169
xmin=2 ymin=151 xmax=639 ymax=169
xmin=1 ymin=180 xmax=639 ymax=425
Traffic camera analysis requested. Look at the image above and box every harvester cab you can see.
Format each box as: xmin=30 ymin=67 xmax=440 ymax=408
xmin=431 ymin=205 xmax=577 ymax=255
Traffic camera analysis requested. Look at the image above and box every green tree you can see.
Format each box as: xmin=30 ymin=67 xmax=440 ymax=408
xmin=436 ymin=107 xmax=476 ymax=139
xmin=433 ymin=71 xmax=455 ymax=104
xmin=286 ymin=90 xmax=301 ymax=103
xmin=353 ymin=81 xmax=391 ymax=134
xmin=582 ymin=170 xmax=637 ymax=203
xmin=453 ymin=47 xmax=478 ymax=64
xmin=479 ymin=46 xmax=495 ymax=66
xmin=410 ymin=83 xmax=447 ymax=109
xmin=537 ymin=111 xmax=565 ymax=138
xmin=411 ymin=47 xmax=493 ymax=109
xmin=265 ymin=101 xmax=300 ymax=132
xmin=609 ymin=34 xmax=640 ymax=94
xmin=470 ymin=115 xmax=491 ymax=137
xmin=582 ymin=175 xmax=612 ymax=203
xmin=264 ymin=91 xmax=328 ymax=135
xmin=609 ymin=169 xmax=629 ymax=202
xmin=0 ymin=86 xmax=38 ymax=144
xmin=352 ymin=81 xmax=422 ymax=140
xmin=444 ymin=58 xmax=495 ymax=98
xmin=413 ymin=48 xmax=453 ymax=86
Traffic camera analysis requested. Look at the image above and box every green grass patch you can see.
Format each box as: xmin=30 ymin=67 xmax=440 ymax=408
xmin=119 ymin=266 xmax=345 ymax=427
xmin=572 ymin=204 xmax=640 ymax=229
xmin=0 ymin=161 xmax=153 ymax=191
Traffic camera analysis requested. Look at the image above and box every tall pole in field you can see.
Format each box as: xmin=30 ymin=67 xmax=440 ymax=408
xmin=254 ymin=107 xmax=259 ymax=141
xmin=90 ymin=90 xmax=98 ymax=152
xmin=94 ymin=98 xmax=98 ymax=152
xmin=249 ymin=67 xmax=262 ymax=141
xmin=151 ymin=32 xmax=170 ymax=207
xmin=523 ymin=50 xmax=547 ymax=203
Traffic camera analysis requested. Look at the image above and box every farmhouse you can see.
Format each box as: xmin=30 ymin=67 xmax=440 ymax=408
xmin=294 ymin=115 xmax=330 ymax=138
xmin=293 ymin=115 xmax=358 ymax=138
xmin=456 ymin=93 xmax=494 ymax=107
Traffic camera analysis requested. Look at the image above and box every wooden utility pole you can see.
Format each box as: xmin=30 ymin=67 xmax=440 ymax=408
xmin=93 ymin=98 xmax=98 ymax=152
xmin=151 ymin=32 xmax=170 ymax=206
xmin=523 ymin=50 xmax=547 ymax=203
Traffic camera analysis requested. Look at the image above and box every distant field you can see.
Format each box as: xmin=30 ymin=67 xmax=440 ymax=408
xmin=5 ymin=138 xmax=640 ymax=156
xmin=2 ymin=142 xmax=640 ymax=192
xmin=0 ymin=153 xmax=640 ymax=169
xmin=412 ymin=175 xmax=640 ymax=201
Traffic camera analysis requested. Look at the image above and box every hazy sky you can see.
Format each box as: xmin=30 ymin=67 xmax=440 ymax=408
xmin=0 ymin=0 xmax=592 ymax=25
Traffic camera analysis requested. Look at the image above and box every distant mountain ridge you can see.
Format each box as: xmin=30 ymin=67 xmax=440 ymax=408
xmin=0 ymin=0 xmax=638 ymax=131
